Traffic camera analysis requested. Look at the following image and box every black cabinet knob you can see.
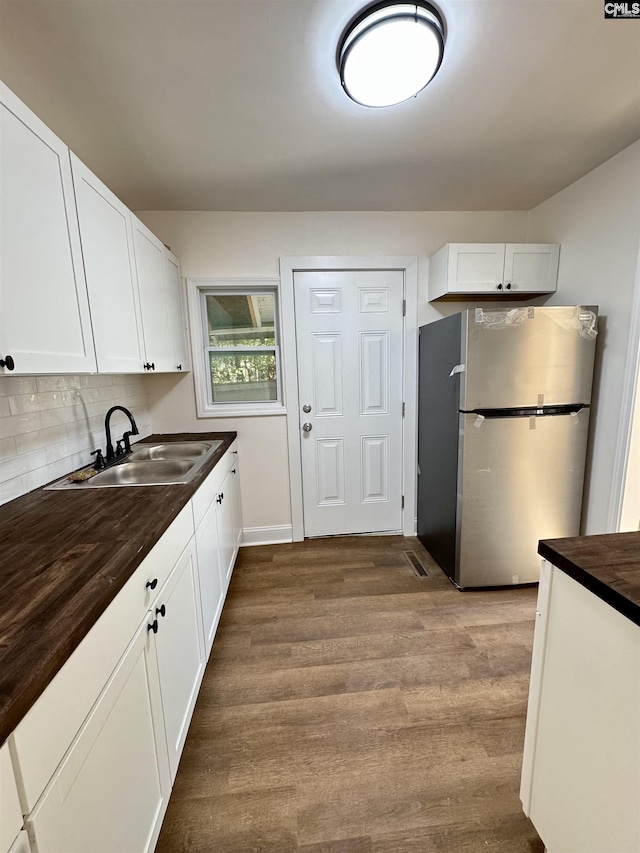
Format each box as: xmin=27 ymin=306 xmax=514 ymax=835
xmin=147 ymin=619 xmax=158 ymax=634
xmin=216 ymin=494 xmax=223 ymax=504
xmin=232 ymin=468 xmax=236 ymax=474
xmin=156 ymin=604 xmax=166 ymax=618
xmin=505 ymin=282 xmax=512 ymax=290
xmin=0 ymin=355 xmax=15 ymax=370
xmin=143 ymin=362 xmax=156 ymax=371
xmin=496 ymin=283 xmax=503 ymax=291
xmin=146 ymin=578 xmax=158 ymax=590
xmin=177 ymin=364 xmax=182 ymax=370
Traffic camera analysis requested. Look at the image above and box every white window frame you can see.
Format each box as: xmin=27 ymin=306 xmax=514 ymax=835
xmin=187 ymin=277 xmax=286 ymax=418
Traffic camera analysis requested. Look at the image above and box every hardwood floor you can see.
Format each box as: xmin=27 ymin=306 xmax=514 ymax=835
xmin=156 ymin=536 xmax=543 ymax=853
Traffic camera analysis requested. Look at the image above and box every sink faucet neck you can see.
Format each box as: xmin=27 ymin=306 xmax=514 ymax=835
xmin=104 ymin=406 xmax=139 ymax=462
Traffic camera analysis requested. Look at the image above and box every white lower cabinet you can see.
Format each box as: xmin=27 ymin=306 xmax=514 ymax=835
xmin=27 ymin=618 xmax=171 ymax=853
xmin=521 ymin=562 xmax=640 ymax=853
xmin=152 ymin=539 xmax=205 ymax=781
xmin=231 ymin=455 xmax=243 ymax=556
xmin=10 ymin=444 xmax=242 ymax=853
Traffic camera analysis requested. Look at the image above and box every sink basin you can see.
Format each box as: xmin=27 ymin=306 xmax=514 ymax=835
xmin=128 ymin=441 xmax=221 ymax=462
xmin=45 ymin=438 xmax=224 ymax=490
xmin=88 ymin=459 xmax=196 ymax=487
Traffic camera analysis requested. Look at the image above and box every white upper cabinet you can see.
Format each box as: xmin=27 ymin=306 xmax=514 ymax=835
xmin=163 ymin=250 xmax=189 ymax=372
xmin=71 ymin=154 xmax=145 ymax=373
xmin=132 ymin=217 xmax=187 ymax=373
xmin=428 ymin=243 xmax=559 ymax=300
xmin=0 ymin=83 xmax=96 ymax=374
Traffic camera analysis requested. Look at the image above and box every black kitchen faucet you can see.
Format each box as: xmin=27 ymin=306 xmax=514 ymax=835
xmin=104 ymin=405 xmax=139 ymax=462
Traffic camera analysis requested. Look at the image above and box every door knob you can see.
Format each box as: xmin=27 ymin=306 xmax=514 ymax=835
xmin=302 ymin=422 xmax=312 ymax=432
xmin=302 ymin=404 xmax=311 ymax=413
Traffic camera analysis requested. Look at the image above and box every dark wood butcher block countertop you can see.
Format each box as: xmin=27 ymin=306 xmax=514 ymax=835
xmin=0 ymin=432 xmax=236 ymax=746
xmin=539 ymin=532 xmax=640 ymax=628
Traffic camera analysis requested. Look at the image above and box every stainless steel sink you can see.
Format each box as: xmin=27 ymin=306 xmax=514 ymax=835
xmin=128 ymin=441 xmax=219 ymax=461
xmin=88 ymin=459 xmax=196 ymax=487
xmin=45 ymin=439 xmax=224 ymax=490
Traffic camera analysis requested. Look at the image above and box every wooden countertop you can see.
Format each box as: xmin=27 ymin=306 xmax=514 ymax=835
xmin=539 ymin=532 xmax=640 ymax=628
xmin=0 ymin=432 xmax=236 ymax=746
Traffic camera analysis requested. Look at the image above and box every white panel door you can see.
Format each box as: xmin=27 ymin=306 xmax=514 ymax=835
xmin=28 ymin=618 xmax=171 ymax=853
xmin=0 ymin=84 xmax=96 ymax=374
xmin=132 ymin=217 xmax=174 ymax=372
xmin=71 ymin=153 xmax=145 ymax=373
xmin=163 ymin=250 xmax=188 ymax=371
xmin=153 ymin=539 xmax=205 ymax=781
xmin=294 ymin=270 xmax=404 ymax=536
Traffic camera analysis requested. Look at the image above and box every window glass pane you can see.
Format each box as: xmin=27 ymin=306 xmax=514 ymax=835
xmin=209 ymin=351 xmax=278 ymax=403
xmin=205 ymin=293 xmax=276 ymax=347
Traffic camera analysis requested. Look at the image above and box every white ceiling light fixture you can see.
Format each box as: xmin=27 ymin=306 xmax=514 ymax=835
xmin=338 ymin=1 xmax=446 ymax=108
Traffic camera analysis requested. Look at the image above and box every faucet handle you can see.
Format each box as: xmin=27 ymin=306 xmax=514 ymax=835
xmin=115 ymin=440 xmax=125 ymax=457
xmin=90 ymin=449 xmax=106 ymax=470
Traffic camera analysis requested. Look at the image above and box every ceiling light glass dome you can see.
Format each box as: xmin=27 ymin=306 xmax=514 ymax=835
xmin=338 ymin=2 xmax=445 ymax=108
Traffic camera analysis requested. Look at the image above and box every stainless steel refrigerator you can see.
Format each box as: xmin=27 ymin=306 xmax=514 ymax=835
xmin=417 ymin=306 xmax=598 ymax=589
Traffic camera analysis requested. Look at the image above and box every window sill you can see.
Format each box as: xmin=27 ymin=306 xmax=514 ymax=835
xmin=197 ymin=403 xmax=287 ymax=418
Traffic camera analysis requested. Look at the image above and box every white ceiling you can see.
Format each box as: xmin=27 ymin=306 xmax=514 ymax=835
xmin=0 ymin=0 xmax=638 ymax=211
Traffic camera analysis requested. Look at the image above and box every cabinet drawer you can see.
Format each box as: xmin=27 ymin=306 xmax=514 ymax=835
xmin=11 ymin=503 xmax=193 ymax=813
xmin=191 ymin=441 xmax=237 ymax=530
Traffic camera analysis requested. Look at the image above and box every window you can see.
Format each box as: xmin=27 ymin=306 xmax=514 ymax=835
xmin=199 ymin=286 xmax=283 ymax=412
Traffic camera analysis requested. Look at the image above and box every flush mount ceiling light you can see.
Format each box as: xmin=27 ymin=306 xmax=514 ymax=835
xmin=338 ymin=1 xmax=445 ymax=108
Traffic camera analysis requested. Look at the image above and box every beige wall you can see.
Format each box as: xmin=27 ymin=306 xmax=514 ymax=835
xmin=139 ymin=210 xmax=530 ymax=532
xmin=527 ymin=141 xmax=640 ymax=535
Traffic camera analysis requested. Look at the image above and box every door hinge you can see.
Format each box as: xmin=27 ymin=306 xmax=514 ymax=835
xmin=402 ymin=402 xmax=405 ymax=417
xmin=401 ymin=495 xmax=405 ymax=509
xmin=402 ymin=299 xmax=406 ymax=316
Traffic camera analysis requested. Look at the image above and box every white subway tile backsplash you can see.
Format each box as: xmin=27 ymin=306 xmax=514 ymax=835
xmin=8 ymin=392 xmax=66 ymax=416
xmin=0 ymin=374 xmax=153 ymax=505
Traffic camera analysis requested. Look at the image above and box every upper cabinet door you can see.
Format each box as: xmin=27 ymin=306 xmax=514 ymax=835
xmin=71 ymin=154 xmax=145 ymax=373
xmin=132 ymin=217 xmax=174 ymax=372
xmin=0 ymin=84 xmax=96 ymax=374
xmin=163 ymin=250 xmax=188 ymax=371
xmin=447 ymin=244 xmax=506 ymax=294
xmin=504 ymin=244 xmax=560 ymax=294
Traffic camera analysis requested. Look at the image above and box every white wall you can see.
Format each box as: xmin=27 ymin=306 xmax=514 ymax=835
xmin=0 ymin=374 xmax=152 ymax=504
xmin=527 ymin=141 xmax=640 ymax=534
xmin=139 ymin=210 xmax=530 ymax=533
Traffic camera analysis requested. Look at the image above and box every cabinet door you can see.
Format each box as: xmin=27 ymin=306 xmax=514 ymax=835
xmin=163 ymin=250 xmax=188 ymax=371
xmin=217 ymin=470 xmax=236 ymax=589
xmin=504 ymin=243 xmax=559 ymax=293
xmin=0 ymin=84 xmax=96 ymax=374
xmin=195 ymin=497 xmax=225 ymax=657
xmin=153 ymin=539 xmax=205 ymax=781
xmin=132 ymin=217 xmax=174 ymax=372
xmin=447 ymin=243 xmax=506 ymax=294
xmin=0 ymin=742 xmax=23 ymax=853
xmin=71 ymin=154 xmax=145 ymax=373
xmin=28 ymin=618 xmax=171 ymax=853
xmin=230 ymin=453 xmax=243 ymax=555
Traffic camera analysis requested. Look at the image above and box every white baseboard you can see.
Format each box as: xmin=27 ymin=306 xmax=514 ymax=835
xmin=241 ymin=525 xmax=293 ymax=547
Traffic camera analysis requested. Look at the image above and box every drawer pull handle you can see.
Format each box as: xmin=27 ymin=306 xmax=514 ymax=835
xmin=156 ymin=604 xmax=166 ymax=618
xmin=216 ymin=493 xmax=223 ymax=504
xmin=232 ymin=468 xmax=236 ymax=474
xmin=146 ymin=578 xmax=158 ymax=590
xmin=147 ymin=619 xmax=158 ymax=634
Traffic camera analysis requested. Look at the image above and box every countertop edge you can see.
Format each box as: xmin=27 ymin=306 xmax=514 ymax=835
xmin=538 ymin=539 xmax=640 ymax=628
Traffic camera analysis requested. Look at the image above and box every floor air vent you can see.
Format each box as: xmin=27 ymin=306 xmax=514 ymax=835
xmin=404 ymin=551 xmax=429 ymax=578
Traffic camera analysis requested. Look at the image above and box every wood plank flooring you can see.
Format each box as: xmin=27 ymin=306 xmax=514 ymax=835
xmin=156 ymin=536 xmax=543 ymax=853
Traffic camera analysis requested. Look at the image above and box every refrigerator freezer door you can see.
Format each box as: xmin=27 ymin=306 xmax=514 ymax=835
xmin=456 ymin=410 xmax=590 ymax=588
xmin=461 ymin=307 xmax=597 ymax=410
